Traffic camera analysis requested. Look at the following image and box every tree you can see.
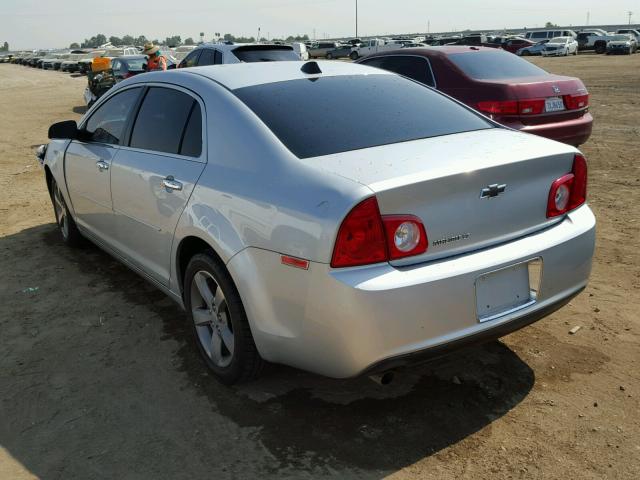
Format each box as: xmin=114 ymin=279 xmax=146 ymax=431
xmin=135 ymin=35 xmax=148 ymax=46
xmin=122 ymin=35 xmax=135 ymax=45
xmin=184 ymin=37 xmax=195 ymax=45
xmin=81 ymin=34 xmax=107 ymax=48
xmin=223 ymin=33 xmax=235 ymax=42
xmin=69 ymin=42 xmax=80 ymax=49
xmin=1 ymin=41 xmax=8 ymax=51
xmin=109 ymin=36 xmax=123 ymax=46
xmin=545 ymin=21 xmax=559 ymax=28
xmin=164 ymin=35 xmax=181 ymax=46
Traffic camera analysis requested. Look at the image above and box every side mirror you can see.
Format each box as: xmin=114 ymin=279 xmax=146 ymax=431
xmin=48 ymin=120 xmax=79 ymax=140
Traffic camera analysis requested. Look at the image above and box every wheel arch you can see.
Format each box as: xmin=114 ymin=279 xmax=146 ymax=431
xmin=175 ymin=235 xmax=231 ymax=299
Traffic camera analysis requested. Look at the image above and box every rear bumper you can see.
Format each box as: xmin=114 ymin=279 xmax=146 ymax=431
xmin=228 ymin=206 xmax=596 ymax=378
xmin=501 ymin=112 xmax=593 ymax=146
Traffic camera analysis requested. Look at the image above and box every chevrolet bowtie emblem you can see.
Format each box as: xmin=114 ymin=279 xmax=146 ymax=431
xmin=480 ymin=183 xmax=507 ymax=199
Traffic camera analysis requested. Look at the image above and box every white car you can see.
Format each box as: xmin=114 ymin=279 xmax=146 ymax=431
xmin=41 ymin=61 xmax=595 ymax=384
xmin=541 ymin=37 xmax=578 ymax=56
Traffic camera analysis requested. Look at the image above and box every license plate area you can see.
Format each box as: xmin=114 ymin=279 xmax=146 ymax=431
xmin=475 ymin=258 xmax=542 ymax=323
xmin=545 ymin=96 xmax=565 ymax=113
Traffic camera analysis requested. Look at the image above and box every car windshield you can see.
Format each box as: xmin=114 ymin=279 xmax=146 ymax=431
xmin=448 ymin=51 xmax=548 ymax=79
xmin=232 ymin=46 xmax=298 ymax=62
xmin=233 ymin=74 xmax=493 ymax=159
xmin=550 ymin=37 xmax=570 ymax=44
xmin=104 ymin=49 xmax=123 ymax=57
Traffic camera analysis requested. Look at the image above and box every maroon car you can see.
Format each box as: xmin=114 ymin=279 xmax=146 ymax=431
xmin=356 ymin=46 xmax=592 ymax=146
xmin=502 ymin=37 xmax=535 ymax=54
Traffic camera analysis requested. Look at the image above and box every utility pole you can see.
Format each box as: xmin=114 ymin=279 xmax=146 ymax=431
xmin=586 ymin=11 xmax=590 ymax=26
xmin=427 ymin=20 xmax=430 ymax=34
xmin=257 ymin=27 xmax=261 ymax=42
xmin=355 ymin=0 xmax=358 ymax=38
xmin=628 ymin=11 xmax=633 ymax=25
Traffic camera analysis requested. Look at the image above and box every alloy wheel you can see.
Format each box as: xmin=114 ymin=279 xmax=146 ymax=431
xmin=190 ymin=270 xmax=234 ymax=368
xmin=53 ymin=183 xmax=69 ymax=240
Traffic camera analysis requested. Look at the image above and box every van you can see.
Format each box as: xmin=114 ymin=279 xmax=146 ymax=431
xmin=525 ymin=30 xmax=577 ymax=40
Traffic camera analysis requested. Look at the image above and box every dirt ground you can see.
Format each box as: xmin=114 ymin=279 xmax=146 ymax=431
xmin=0 ymin=54 xmax=638 ymax=479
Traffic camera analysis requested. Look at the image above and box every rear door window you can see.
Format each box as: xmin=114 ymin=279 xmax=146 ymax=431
xmin=84 ymin=87 xmax=141 ymax=145
xmin=129 ymin=87 xmax=200 ymax=156
xmin=198 ymin=49 xmax=218 ymax=66
xmin=360 ymin=55 xmax=435 ymax=87
xmin=233 ymin=74 xmax=492 ymax=159
xmin=448 ymin=50 xmax=548 ymax=79
xmin=179 ymin=49 xmax=201 ymax=68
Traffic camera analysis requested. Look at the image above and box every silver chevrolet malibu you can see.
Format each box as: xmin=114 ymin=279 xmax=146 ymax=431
xmin=40 ymin=61 xmax=595 ymax=384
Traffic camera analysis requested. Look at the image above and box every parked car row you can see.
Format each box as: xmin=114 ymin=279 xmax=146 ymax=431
xmin=40 ymin=58 xmax=596 ymax=384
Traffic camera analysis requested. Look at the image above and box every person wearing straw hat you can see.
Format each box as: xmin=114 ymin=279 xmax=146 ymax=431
xmin=143 ymin=42 xmax=167 ymax=71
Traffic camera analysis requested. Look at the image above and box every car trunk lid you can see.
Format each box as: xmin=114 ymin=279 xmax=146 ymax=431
xmin=305 ymin=128 xmax=578 ymax=267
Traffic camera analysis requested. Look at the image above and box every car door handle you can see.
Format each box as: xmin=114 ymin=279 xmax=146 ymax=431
xmin=96 ymin=160 xmax=109 ymax=171
xmin=162 ymin=176 xmax=183 ymax=191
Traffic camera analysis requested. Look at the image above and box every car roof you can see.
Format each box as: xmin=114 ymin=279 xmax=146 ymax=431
xmin=116 ymin=55 xmax=146 ymax=60
xmin=140 ymin=60 xmax=392 ymax=90
xmin=195 ymin=42 xmax=293 ymax=52
xmin=363 ymin=45 xmax=512 ymax=59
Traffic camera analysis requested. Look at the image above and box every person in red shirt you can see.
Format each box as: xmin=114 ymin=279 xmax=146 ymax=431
xmin=143 ymin=42 xmax=167 ymax=71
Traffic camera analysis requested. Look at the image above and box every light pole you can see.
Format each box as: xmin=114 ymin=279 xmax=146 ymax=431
xmin=355 ymin=0 xmax=358 ymax=38
xmin=628 ymin=11 xmax=633 ymax=25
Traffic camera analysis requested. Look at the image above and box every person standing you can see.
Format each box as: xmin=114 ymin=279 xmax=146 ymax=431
xmin=143 ymin=42 xmax=167 ymax=71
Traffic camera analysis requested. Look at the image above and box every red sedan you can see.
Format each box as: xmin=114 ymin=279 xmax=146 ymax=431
xmin=356 ymin=46 xmax=592 ymax=146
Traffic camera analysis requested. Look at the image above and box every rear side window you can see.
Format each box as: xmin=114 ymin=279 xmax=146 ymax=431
xmin=232 ymin=46 xmax=298 ymax=62
xmin=180 ymin=103 xmax=202 ymax=157
xmin=532 ymin=32 xmax=547 ymax=39
xmin=360 ymin=56 xmax=435 ymax=87
xmin=85 ymin=87 xmax=141 ymax=145
xmin=234 ymin=74 xmax=492 ymax=159
xmin=130 ymin=87 xmax=201 ymax=156
xmin=448 ymin=51 xmax=548 ymax=79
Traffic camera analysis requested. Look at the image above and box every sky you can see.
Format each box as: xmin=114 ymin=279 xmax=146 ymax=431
xmin=1 ymin=0 xmax=636 ymax=49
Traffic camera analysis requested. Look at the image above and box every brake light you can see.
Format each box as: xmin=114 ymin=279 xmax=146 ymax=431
xmin=476 ymin=100 xmax=518 ymax=116
xmin=546 ymin=154 xmax=588 ymax=218
xmin=123 ymin=72 xmax=134 ymax=79
xmin=331 ymin=198 xmax=387 ymax=267
xmin=331 ymin=198 xmax=428 ymax=268
xmin=476 ymin=99 xmax=545 ymax=116
xmin=563 ymin=94 xmax=589 ymax=110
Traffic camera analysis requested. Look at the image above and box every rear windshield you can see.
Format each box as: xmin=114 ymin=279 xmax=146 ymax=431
xmin=448 ymin=51 xmax=548 ymax=80
xmin=233 ymin=74 xmax=493 ymax=159
xmin=232 ymin=46 xmax=298 ymax=62
xmin=124 ymin=58 xmax=146 ymax=70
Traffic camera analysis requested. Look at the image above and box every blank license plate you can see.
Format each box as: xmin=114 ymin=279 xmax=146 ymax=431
xmin=545 ymin=96 xmax=565 ymax=112
xmin=476 ymin=261 xmax=539 ymax=322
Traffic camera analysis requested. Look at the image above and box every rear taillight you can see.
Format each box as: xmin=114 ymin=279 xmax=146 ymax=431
xmin=476 ymin=100 xmax=518 ymax=116
xmin=476 ymin=99 xmax=545 ymax=116
xmin=546 ymin=154 xmax=588 ymax=218
xmin=563 ymin=94 xmax=589 ymax=110
xmin=123 ymin=72 xmax=134 ymax=79
xmin=382 ymin=215 xmax=428 ymax=260
xmin=331 ymin=198 xmax=428 ymax=268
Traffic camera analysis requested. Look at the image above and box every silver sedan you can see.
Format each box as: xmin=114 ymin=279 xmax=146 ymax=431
xmin=40 ymin=61 xmax=595 ymax=384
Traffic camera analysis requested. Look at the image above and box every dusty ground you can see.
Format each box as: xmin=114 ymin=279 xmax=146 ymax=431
xmin=0 ymin=55 xmax=638 ymax=479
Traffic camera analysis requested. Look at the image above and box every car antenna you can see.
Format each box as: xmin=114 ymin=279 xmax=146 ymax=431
xmin=300 ymin=61 xmax=322 ymax=74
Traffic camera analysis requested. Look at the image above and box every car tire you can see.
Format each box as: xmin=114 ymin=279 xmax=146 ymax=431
xmin=326 ymin=52 xmax=333 ymax=60
xmin=184 ymin=252 xmax=264 ymax=385
xmin=50 ymin=177 xmax=83 ymax=247
xmin=521 ymin=50 xmax=531 ymax=56
xmin=595 ymin=42 xmax=606 ymax=54
xmin=350 ymin=51 xmax=359 ymax=60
